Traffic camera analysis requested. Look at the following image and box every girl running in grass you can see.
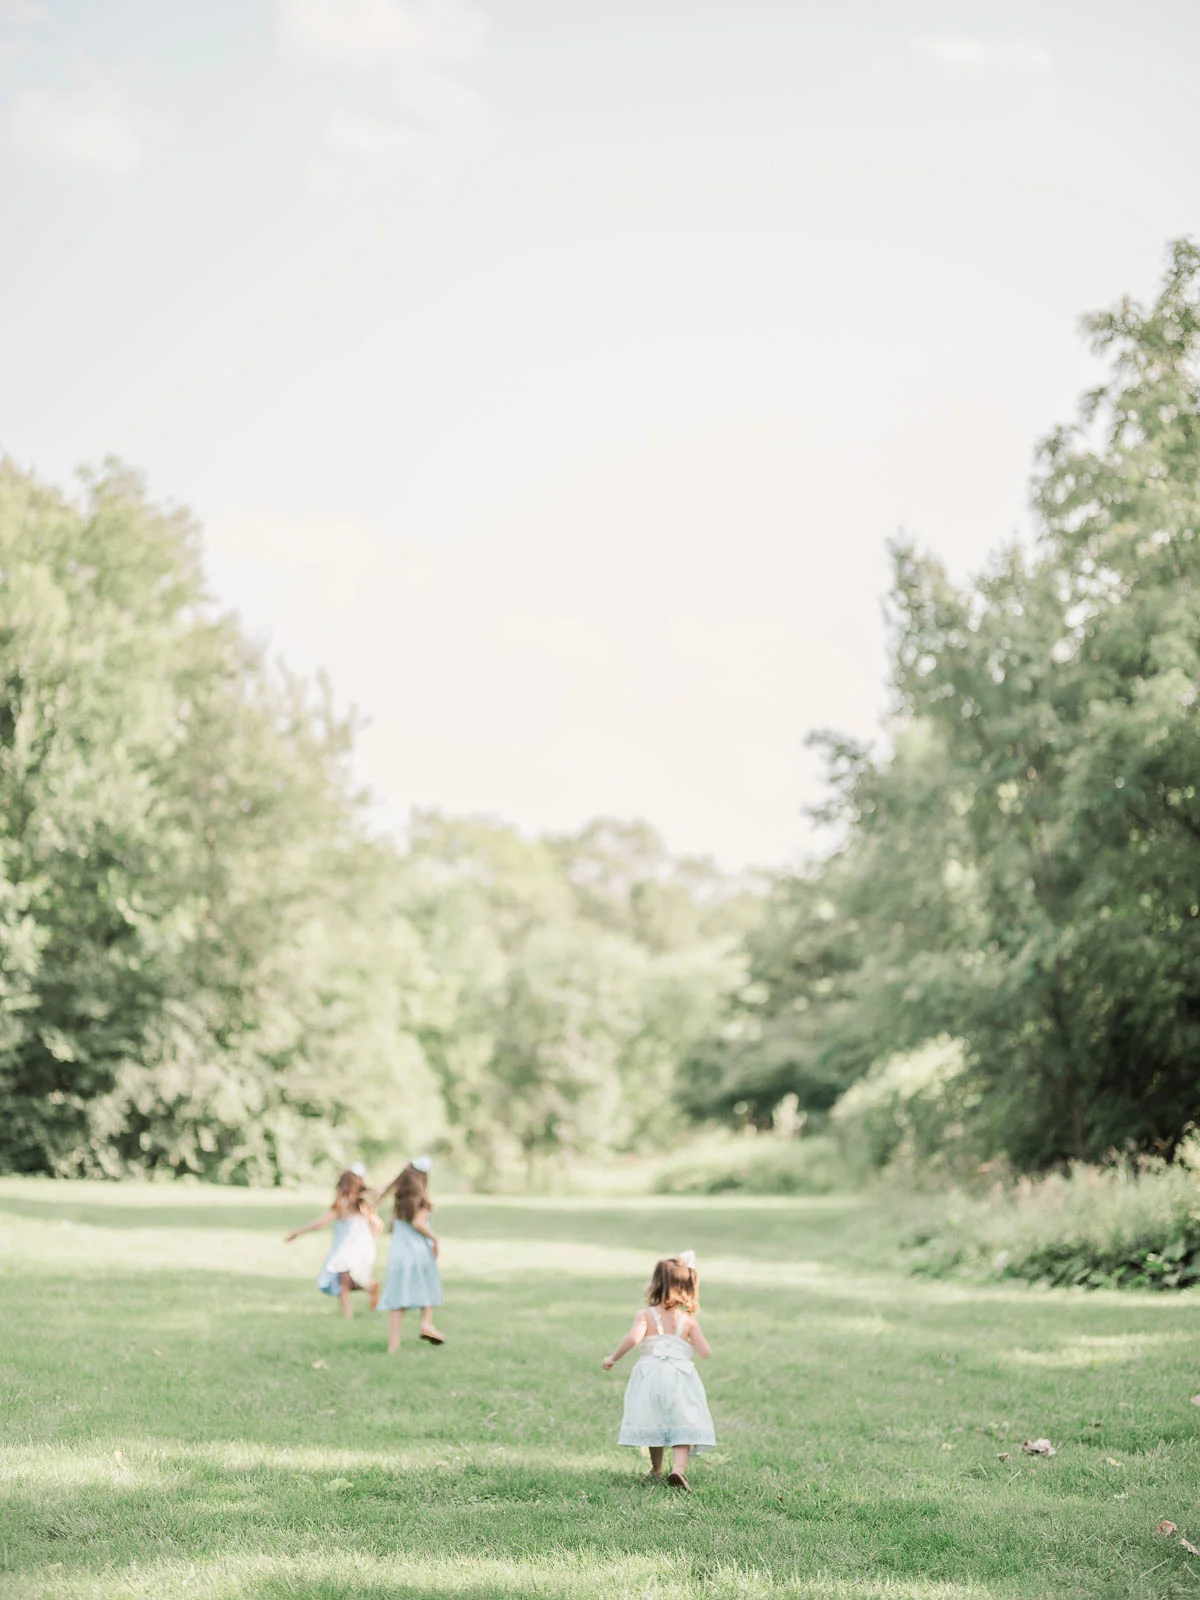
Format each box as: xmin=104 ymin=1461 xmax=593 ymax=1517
xmin=603 ymin=1251 xmax=715 ymax=1491
xmin=378 ymin=1157 xmax=445 ymax=1353
xmin=284 ymin=1163 xmax=382 ymax=1318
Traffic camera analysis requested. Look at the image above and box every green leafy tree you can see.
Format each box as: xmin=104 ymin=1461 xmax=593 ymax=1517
xmin=398 ymin=813 xmax=750 ymax=1184
xmin=679 ymin=720 xmax=978 ymax=1125
xmin=893 ymin=238 xmax=1200 ymax=1164
xmin=685 ymin=240 xmax=1200 ymax=1170
xmin=0 ymin=460 xmax=439 ymax=1179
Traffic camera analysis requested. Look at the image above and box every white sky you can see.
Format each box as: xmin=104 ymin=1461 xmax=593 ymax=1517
xmin=2 ymin=1 xmax=1198 ymax=867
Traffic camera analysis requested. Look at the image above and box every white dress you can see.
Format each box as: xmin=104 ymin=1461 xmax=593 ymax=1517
xmin=617 ymin=1307 xmax=716 ymax=1450
xmin=317 ymin=1213 xmax=376 ymax=1296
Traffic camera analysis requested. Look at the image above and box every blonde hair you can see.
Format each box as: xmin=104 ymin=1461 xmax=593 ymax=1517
xmin=646 ymin=1256 xmax=698 ymax=1313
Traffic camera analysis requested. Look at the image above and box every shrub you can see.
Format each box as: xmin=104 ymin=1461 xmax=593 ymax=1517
xmin=906 ymin=1149 xmax=1200 ymax=1290
xmin=653 ymin=1132 xmax=846 ymax=1195
xmin=830 ymin=1037 xmax=972 ymax=1177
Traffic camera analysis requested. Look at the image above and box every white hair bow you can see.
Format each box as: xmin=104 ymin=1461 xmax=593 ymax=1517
xmin=412 ymin=1155 xmax=433 ymax=1173
xmin=678 ymin=1249 xmax=696 ymax=1269
xmin=349 ymin=1161 xmax=367 ymax=1178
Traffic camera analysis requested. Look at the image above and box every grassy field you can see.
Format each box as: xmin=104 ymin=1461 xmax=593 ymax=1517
xmin=2 ymin=1180 xmax=1200 ymax=1599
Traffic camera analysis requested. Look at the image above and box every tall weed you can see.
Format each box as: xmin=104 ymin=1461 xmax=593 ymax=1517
xmin=907 ymin=1148 xmax=1200 ymax=1289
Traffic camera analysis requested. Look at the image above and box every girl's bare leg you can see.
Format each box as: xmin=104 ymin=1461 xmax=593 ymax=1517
xmin=419 ymin=1306 xmax=444 ymax=1339
xmin=368 ymin=1280 xmax=380 ymax=1311
xmin=338 ymin=1272 xmax=353 ymax=1319
xmin=670 ymin=1445 xmax=690 ymax=1476
xmin=388 ymin=1308 xmax=405 ymax=1353
xmin=648 ymin=1448 xmax=665 ymax=1478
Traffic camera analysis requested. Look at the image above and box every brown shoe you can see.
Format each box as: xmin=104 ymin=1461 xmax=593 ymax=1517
xmin=419 ymin=1330 xmax=445 ymax=1345
xmin=640 ymin=1471 xmax=664 ymax=1485
xmin=666 ymin=1471 xmax=691 ymax=1492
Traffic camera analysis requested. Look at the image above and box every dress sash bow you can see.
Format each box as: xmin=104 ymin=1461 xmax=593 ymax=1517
xmin=644 ymin=1338 xmax=694 ymax=1369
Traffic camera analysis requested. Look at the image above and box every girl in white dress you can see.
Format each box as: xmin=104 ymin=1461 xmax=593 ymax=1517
xmin=602 ymin=1251 xmax=715 ymax=1491
xmin=284 ymin=1165 xmax=382 ymax=1318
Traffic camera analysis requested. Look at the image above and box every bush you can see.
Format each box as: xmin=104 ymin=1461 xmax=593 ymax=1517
xmin=830 ymin=1037 xmax=972 ymax=1178
xmin=906 ymin=1150 xmax=1200 ymax=1290
xmin=653 ymin=1132 xmax=846 ymax=1196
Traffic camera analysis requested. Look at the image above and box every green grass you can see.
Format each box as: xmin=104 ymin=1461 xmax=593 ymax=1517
xmin=2 ymin=1181 xmax=1200 ymax=1599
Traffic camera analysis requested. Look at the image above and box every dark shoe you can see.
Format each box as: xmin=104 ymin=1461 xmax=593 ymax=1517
xmin=666 ymin=1471 xmax=691 ymax=1492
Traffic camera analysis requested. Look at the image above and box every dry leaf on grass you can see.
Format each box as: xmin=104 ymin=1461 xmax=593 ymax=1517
xmin=1191 ymin=1395 xmax=1200 ymax=1407
xmin=1022 ymin=1438 xmax=1056 ymax=1456
xmin=1157 ymin=1520 xmax=1178 ymax=1537
xmin=997 ymin=1452 xmax=1011 ymax=1464
xmin=311 ymin=1359 xmax=329 ymax=1370
xmin=1181 ymin=1538 xmax=1200 ymax=1557
xmin=1103 ymin=1458 xmax=1123 ymax=1467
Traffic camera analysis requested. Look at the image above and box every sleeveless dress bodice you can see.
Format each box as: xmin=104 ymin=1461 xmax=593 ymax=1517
xmin=638 ymin=1329 xmax=696 ymax=1367
xmin=640 ymin=1331 xmax=694 ymax=1369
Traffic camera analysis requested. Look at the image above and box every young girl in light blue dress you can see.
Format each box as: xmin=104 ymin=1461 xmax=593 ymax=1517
xmin=284 ymin=1164 xmax=382 ymax=1318
xmin=603 ymin=1251 xmax=715 ymax=1491
xmin=378 ymin=1157 xmax=445 ymax=1353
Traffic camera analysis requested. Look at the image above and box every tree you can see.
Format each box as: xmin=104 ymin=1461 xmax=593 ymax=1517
xmin=397 ymin=813 xmax=751 ymax=1184
xmin=895 ymin=237 xmax=1200 ymax=1164
xmin=0 ymin=459 xmax=440 ymax=1180
xmin=683 ymin=240 xmax=1200 ymax=1169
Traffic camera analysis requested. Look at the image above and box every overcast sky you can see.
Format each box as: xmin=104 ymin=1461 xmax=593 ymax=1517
xmin=2 ymin=1 xmax=1198 ymax=866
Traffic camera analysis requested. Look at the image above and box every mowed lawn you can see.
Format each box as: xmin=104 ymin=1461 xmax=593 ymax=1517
xmin=2 ymin=1181 xmax=1200 ymax=1599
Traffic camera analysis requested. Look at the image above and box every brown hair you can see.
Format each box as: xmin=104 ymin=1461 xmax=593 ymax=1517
xmin=383 ymin=1163 xmax=432 ymax=1224
xmin=646 ymin=1256 xmax=698 ymax=1313
xmin=333 ymin=1169 xmax=368 ymax=1215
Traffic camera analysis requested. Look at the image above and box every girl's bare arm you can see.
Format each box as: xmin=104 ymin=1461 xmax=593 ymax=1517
xmin=685 ymin=1317 xmax=712 ymax=1358
xmin=412 ymin=1206 xmax=440 ymax=1256
xmin=602 ymin=1313 xmax=648 ymax=1369
xmin=283 ymin=1208 xmax=335 ymax=1243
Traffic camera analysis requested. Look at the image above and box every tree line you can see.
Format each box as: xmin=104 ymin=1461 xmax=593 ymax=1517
xmin=0 ymin=471 xmax=756 ymax=1183
xmin=6 ymin=242 xmax=1200 ymax=1185
xmin=686 ymin=240 xmax=1200 ymax=1172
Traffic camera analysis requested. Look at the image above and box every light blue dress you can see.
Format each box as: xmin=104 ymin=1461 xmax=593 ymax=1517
xmin=317 ymin=1213 xmax=376 ymax=1296
xmin=378 ymin=1218 xmax=443 ymax=1310
xmin=618 ymin=1308 xmax=716 ymax=1450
